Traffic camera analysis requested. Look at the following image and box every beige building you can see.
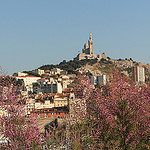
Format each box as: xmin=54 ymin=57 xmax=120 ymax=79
xmin=54 ymin=94 xmax=69 ymax=107
xmin=75 ymin=32 xmax=107 ymax=61
xmin=26 ymin=94 xmax=55 ymax=115
xmin=35 ymin=100 xmax=54 ymax=110
xmin=32 ymin=69 xmax=45 ymax=76
xmin=51 ymin=68 xmax=62 ymax=74
xmin=13 ymin=72 xmax=28 ymax=77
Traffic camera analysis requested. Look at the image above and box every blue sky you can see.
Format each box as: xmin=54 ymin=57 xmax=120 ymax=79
xmin=0 ymin=0 xmax=150 ymax=74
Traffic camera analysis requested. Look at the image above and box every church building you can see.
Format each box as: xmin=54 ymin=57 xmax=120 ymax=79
xmin=75 ymin=32 xmax=107 ymax=61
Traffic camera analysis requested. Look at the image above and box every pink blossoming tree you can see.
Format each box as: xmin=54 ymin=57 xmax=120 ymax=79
xmin=70 ymin=73 xmax=150 ymax=149
xmin=0 ymin=76 xmax=43 ymax=149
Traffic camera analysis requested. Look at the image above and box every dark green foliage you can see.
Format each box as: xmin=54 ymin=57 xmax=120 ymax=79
xmin=118 ymin=58 xmax=122 ymax=61
xmin=129 ymin=58 xmax=133 ymax=61
xmin=45 ymin=118 xmax=58 ymax=134
xmin=124 ymin=67 xmax=132 ymax=74
xmin=125 ymin=58 xmax=133 ymax=61
xmin=0 ymin=76 xmax=23 ymax=86
xmin=23 ymin=71 xmax=41 ymax=77
xmin=100 ymin=58 xmax=112 ymax=64
xmin=86 ymin=71 xmax=92 ymax=76
xmin=89 ymin=59 xmax=98 ymax=65
xmin=38 ymin=59 xmax=98 ymax=74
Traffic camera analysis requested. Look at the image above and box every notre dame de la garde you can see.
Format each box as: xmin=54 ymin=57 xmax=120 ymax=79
xmin=74 ymin=32 xmax=107 ymax=61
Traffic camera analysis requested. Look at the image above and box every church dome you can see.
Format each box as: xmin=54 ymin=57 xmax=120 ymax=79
xmin=84 ymin=43 xmax=88 ymax=49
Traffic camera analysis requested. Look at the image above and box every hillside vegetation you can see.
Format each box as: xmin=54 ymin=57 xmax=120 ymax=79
xmin=24 ymin=58 xmax=150 ymax=79
xmin=38 ymin=59 xmax=98 ymax=74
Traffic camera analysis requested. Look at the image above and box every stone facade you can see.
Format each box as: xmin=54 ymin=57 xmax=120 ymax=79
xmin=75 ymin=32 xmax=107 ymax=61
xmin=32 ymin=69 xmax=45 ymax=76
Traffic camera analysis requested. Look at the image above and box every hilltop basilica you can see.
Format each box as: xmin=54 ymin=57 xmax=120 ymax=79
xmin=75 ymin=32 xmax=107 ymax=61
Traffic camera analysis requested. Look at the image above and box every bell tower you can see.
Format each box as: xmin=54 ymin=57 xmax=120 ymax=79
xmin=88 ymin=32 xmax=94 ymax=55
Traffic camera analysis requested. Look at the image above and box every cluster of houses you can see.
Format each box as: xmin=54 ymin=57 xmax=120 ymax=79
xmin=13 ymin=68 xmax=73 ymax=95
xmin=25 ymin=91 xmax=75 ymax=118
xmin=12 ymin=68 xmax=77 ymax=119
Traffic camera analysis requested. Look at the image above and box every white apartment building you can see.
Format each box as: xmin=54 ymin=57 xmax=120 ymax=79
xmin=41 ymin=82 xmax=62 ymax=94
xmin=16 ymin=76 xmax=41 ymax=87
xmin=26 ymin=99 xmax=35 ymax=115
xmin=90 ymin=75 xmax=106 ymax=85
xmin=90 ymin=76 xmax=97 ymax=85
xmin=16 ymin=76 xmax=41 ymax=93
xmin=132 ymin=66 xmax=145 ymax=83
xmin=97 ymin=75 xmax=106 ymax=85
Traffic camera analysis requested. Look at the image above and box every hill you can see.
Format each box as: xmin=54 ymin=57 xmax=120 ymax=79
xmin=24 ymin=57 xmax=150 ymax=80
